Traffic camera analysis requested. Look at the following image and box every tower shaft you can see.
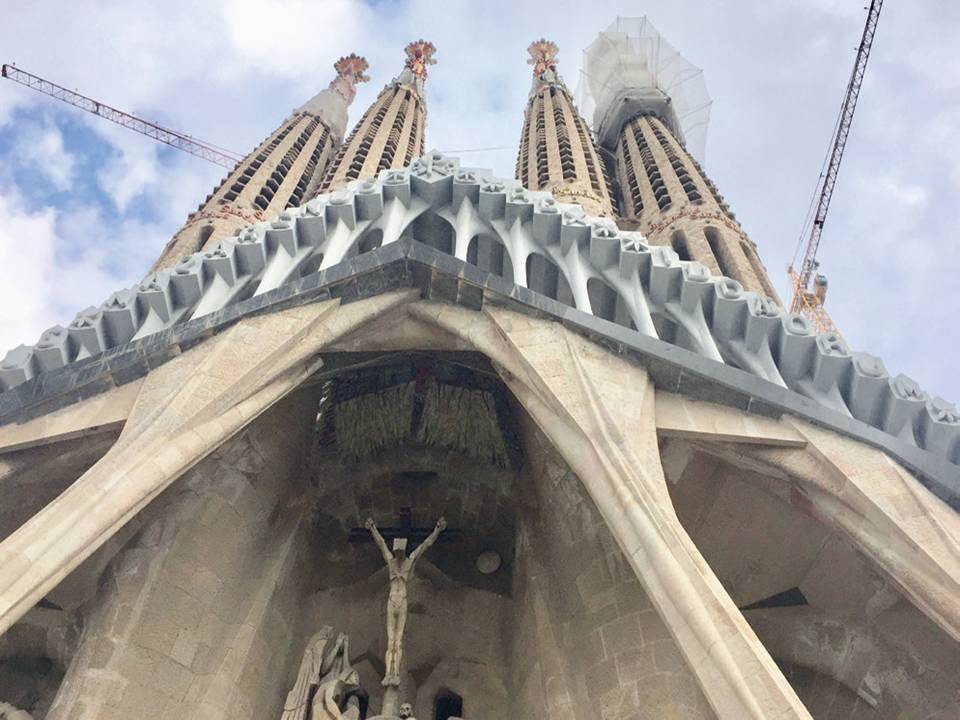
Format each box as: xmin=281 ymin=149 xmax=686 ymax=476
xmin=319 ymin=83 xmax=424 ymax=192
xmin=319 ymin=40 xmax=434 ymax=193
xmin=614 ymin=113 xmax=780 ymax=299
xmin=516 ymin=40 xmax=614 ymax=218
xmin=150 ymin=55 xmax=369 ymax=272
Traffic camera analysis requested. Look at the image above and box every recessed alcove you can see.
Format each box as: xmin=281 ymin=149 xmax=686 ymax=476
xmin=0 ymin=606 xmax=80 ymax=719
xmin=12 ymin=349 xmax=718 ymax=719
xmin=663 ymin=438 xmax=960 ymax=719
xmin=272 ymin=352 xmax=715 ymax=719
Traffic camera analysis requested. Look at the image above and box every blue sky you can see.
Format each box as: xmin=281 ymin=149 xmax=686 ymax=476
xmin=1 ymin=0 xmax=958 ymax=403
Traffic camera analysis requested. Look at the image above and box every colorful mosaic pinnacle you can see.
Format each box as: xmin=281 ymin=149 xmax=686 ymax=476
xmin=527 ymin=38 xmax=559 ymax=78
xmin=404 ymin=39 xmax=437 ymax=79
xmin=332 ymin=53 xmax=371 ymax=86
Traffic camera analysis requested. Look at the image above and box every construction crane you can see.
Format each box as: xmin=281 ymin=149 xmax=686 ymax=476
xmin=788 ymin=0 xmax=883 ymax=336
xmin=1 ymin=63 xmax=243 ymax=169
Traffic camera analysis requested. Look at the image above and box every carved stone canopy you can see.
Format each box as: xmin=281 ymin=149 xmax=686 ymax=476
xmin=0 ymin=151 xmax=957 ymax=505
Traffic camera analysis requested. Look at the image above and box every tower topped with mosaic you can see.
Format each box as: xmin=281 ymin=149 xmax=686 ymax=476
xmin=152 ymin=54 xmax=369 ymax=271
xmin=319 ymin=41 xmax=435 ymax=194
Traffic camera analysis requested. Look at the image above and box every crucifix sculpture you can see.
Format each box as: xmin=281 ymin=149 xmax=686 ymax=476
xmin=364 ymin=514 xmax=446 ymax=688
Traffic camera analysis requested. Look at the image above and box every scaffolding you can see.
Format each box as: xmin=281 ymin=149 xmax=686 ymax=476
xmin=575 ymin=17 xmax=712 ymax=163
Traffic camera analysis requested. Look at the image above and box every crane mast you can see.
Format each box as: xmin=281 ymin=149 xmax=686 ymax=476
xmin=788 ymin=0 xmax=883 ymax=334
xmin=1 ymin=64 xmax=243 ymax=170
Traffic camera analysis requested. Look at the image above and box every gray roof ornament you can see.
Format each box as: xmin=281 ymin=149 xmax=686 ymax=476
xmin=0 ymin=152 xmax=956 ymax=476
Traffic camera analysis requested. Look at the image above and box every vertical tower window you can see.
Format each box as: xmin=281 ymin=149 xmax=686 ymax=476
xmin=670 ymin=230 xmax=692 ymax=261
xmin=704 ymin=226 xmax=734 ymax=279
xmin=197 ymin=225 xmax=215 ymax=252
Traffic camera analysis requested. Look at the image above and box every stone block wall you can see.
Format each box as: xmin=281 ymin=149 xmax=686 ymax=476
xmin=45 ymin=390 xmax=317 ymax=720
xmin=511 ymin=419 xmax=715 ymax=720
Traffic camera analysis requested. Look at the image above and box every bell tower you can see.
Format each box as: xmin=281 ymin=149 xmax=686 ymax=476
xmin=319 ymin=40 xmax=435 ymax=193
xmin=151 ymin=54 xmax=369 ymax=271
xmin=515 ymin=39 xmax=615 ymax=218
xmin=579 ymin=18 xmax=780 ymax=298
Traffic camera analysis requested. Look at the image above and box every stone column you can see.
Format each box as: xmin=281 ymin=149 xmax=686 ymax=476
xmin=46 ymin=390 xmax=315 ymax=719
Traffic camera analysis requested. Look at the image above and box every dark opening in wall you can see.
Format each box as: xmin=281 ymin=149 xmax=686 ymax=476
xmin=356 ymin=229 xmax=384 ymax=256
xmin=466 ymin=234 xmax=514 ymax=283
xmin=670 ymin=230 xmax=692 ymax=261
xmin=434 ymin=689 xmax=464 ymax=720
xmin=526 ymin=253 xmax=574 ymax=308
xmin=409 ymin=213 xmax=454 ymax=255
xmin=197 ymin=225 xmax=215 ymax=252
xmin=704 ymin=226 xmax=734 ymax=279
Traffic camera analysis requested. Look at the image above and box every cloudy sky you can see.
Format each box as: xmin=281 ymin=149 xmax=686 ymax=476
xmin=1 ymin=0 xmax=958 ymax=402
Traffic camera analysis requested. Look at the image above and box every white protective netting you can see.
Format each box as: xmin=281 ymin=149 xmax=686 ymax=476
xmin=575 ymin=17 xmax=712 ymax=163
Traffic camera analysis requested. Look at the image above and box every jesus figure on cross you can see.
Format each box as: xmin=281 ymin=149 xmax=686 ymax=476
xmin=365 ymin=515 xmax=446 ymax=686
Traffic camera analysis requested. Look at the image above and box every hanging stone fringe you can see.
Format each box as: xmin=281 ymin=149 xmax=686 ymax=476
xmin=416 ymin=382 xmax=509 ymax=468
xmin=333 ymin=382 xmax=416 ymax=462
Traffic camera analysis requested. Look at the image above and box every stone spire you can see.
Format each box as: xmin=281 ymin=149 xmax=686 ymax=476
xmin=319 ymin=41 xmax=435 ymax=193
xmin=296 ymin=53 xmax=371 ymax=141
xmin=515 ymin=39 xmax=615 ymax=218
xmin=612 ymin=113 xmax=780 ymax=299
xmin=150 ymin=55 xmax=369 ymax=271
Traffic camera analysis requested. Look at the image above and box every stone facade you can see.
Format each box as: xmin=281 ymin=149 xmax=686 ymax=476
xmin=0 ymin=22 xmax=957 ymax=720
xmin=0 ymin=291 xmax=957 ymax=719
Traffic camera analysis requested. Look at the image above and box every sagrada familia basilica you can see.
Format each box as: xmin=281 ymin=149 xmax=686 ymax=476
xmin=0 ymin=18 xmax=958 ymax=720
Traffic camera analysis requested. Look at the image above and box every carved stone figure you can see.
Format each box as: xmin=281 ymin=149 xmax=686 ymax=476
xmin=398 ymin=703 xmax=415 ymax=719
xmin=281 ymin=627 xmax=365 ymax=720
xmin=365 ymin=516 xmax=446 ymax=686
xmin=0 ymin=702 xmax=33 ymax=720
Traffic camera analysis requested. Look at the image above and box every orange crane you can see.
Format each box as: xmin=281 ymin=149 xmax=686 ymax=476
xmin=1 ymin=63 xmax=243 ymax=169
xmin=788 ymin=0 xmax=883 ymax=336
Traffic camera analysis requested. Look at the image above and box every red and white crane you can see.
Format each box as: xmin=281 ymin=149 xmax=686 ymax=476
xmin=1 ymin=63 xmax=242 ymax=169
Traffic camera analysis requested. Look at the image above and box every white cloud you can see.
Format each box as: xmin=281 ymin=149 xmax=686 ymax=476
xmin=223 ymin=0 xmax=371 ymax=77
xmin=12 ymin=120 xmax=75 ymax=191
xmin=0 ymin=189 xmax=58 ymax=349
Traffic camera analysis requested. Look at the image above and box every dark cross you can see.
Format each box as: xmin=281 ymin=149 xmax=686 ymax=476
xmin=349 ymin=507 xmax=462 ymax=548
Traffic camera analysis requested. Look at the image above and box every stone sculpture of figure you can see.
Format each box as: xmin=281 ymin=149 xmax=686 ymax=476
xmin=0 ymin=702 xmax=33 ymax=720
xmin=281 ymin=627 xmax=365 ymax=720
xmin=365 ymin=516 xmax=446 ymax=686
xmin=398 ymin=703 xmax=415 ymax=719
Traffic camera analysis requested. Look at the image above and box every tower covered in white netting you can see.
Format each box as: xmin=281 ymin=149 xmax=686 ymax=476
xmin=577 ymin=17 xmax=780 ymax=299
xmin=575 ymin=17 xmax=712 ymax=162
